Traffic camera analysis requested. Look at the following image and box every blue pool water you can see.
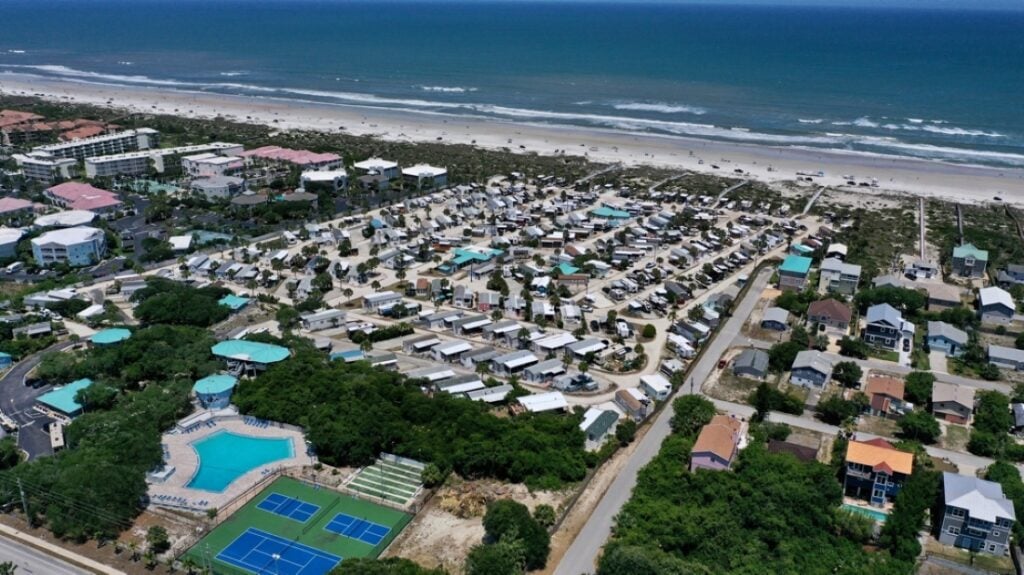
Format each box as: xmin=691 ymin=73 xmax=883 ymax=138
xmin=840 ymin=503 xmax=889 ymax=523
xmin=187 ymin=431 xmax=293 ymax=493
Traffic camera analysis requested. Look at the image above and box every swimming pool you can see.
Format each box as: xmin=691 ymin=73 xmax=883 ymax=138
xmin=187 ymin=431 xmax=293 ymax=492
xmin=840 ymin=503 xmax=889 ymax=523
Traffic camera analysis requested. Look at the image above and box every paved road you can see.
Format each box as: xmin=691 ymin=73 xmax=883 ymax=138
xmin=0 ymin=535 xmax=90 ymax=575
xmin=553 ymin=265 xmax=773 ymax=575
xmin=0 ymin=340 xmax=76 ymax=460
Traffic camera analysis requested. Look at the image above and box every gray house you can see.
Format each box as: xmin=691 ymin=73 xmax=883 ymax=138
xmin=938 ymin=472 xmax=1015 ymax=556
xmin=926 ymin=321 xmax=968 ymax=358
xmin=863 ymin=303 xmax=914 ymax=351
xmin=989 ymin=344 xmax=1024 ymax=371
xmin=733 ymin=349 xmax=769 ymax=380
xmin=760 ymin=307 xmax=790 ymax=331
xmin=818 ymin=257 xmax=862 ymax=295
xmin=952 ymin=243 xmax=988 ymax=278
xmin=789 ymin=350 xmax=832 ymax=388
xmin=978 ymin=287 xmax=1016 ymax=324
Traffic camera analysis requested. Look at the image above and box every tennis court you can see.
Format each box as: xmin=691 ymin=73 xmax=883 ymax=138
xmin=256 ymin=493 xmax=320 ymax=523
xmin=324 ymin=513 xmax=391 ymax=546
xmin=346 ymin=456 xmax=424 ymax=506
xmin=185 ymin=476 xmax=412 ymax=574
xmin=217 ymin=528 xmax=340 ymax=575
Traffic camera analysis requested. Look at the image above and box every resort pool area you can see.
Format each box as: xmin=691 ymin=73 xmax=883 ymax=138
xmin=187 ymin=431 xmax=293 ymax=492
xmin=840 ymin=503 xmax=889 ymax=523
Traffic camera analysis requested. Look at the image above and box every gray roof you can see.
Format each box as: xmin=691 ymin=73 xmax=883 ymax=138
xmin=990 ymin=344 xmax=1024 ymax=364
xmin=791 ymin=350 xmax=832 ymax=375
xmin=927 ymin=321 xmax=968 ymax=346
xmin=943 ymin=472 xmax=1016 ymax=523
xmin=734 ymin=349 xmax=769 ymax=374
xmin=866 ymin=303 xmax=902 ymax=327
xmin=762 ymin=307 xmax=790 ymax=326
xmin=820 ymin=257 xmax=861 ymax=276
xmin=932 ymin=381 xmax=976 ymax=408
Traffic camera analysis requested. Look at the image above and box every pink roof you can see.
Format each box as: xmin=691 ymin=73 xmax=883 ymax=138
xmin=0 ymin=197 xmax=35 ymax=214
xmin=46 ymin=182 xmax=122 ymax=212
xmin=239 ymin=145 xmax=340 ymax=166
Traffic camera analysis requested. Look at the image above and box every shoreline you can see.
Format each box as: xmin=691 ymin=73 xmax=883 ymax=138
xmin=2 ymin=74 xmax=1023 ymax=206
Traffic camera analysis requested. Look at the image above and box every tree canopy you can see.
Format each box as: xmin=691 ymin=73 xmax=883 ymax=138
xmin=132 ymin=278 xmax=231 ymax=327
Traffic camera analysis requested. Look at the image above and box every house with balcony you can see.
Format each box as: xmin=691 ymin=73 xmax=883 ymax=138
xmin=807 ymin=298 xmax=852 ymax=334
xmin=952 ymin=243 xmax=988 ymax=278
xmin=863 ymin=303 xmax=914 ymax=351
xmin=932 ymin=381 xmax=976 ymax=424
xmin=938 ymin=472 xmax=1016 ymax=556
xmin=818 ymin=257 xmax=862 ymax=295
xmin=843 ymin=437 xmax=913 ymax=507
xmin=778 ymin=255 xmax=813 ymax=291
xmin=864 ymin=375 xmax=908 ymax=417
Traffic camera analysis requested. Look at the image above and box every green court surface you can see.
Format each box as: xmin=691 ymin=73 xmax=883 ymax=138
xmin=185 ymin=476 xmax=412 ymax=574
xmin=347 ymin=459 xmax=423 ymax=506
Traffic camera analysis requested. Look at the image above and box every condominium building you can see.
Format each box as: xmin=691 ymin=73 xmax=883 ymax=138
xmin=31 ymin=226 xmax=106 ymax=267
xmin=181 ymin=152 xmax=245 ymax=177
xmin=12 ymin=152 xmax=79 ymax=183
xmin=33 ymin=128 xmax=160 ymax=161
xmin=84 ymin=142 xmax=244 ymax=178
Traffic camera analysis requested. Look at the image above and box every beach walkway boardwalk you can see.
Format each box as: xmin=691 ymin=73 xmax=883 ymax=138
xmin=714 ymin=179 xmax=748 ymax=208
xmin=801 ymin=185 xmax=826 ymax=217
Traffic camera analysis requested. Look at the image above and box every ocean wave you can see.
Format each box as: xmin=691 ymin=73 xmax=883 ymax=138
xmin=798 ymin=119 xmax=824 ymax=124
xmin=907 ymin=118 xmax=924 ymax=124
xmin=7 ymin=50 xmax=26 ymax=54
xmin=920 ymin=125 xmax=1005 ymax=138
xmin=219 ymin=71 xmax=249 ymax=77
xmin=0 ymin=64 xmax=204 ymax=88
xmin=612 ymin=102 xmax=707 ymax=115
xmin=419 ymin=85 xmax=477 ymax=93
xmin=852 ymin=117 xmax=879 ymax=128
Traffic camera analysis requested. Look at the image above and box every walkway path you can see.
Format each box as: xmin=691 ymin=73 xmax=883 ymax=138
xmin=801 ymin=186 xmax=826 ymax=217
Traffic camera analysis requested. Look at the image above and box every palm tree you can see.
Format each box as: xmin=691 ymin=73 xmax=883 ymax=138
xmin=0 ymin=561 xmax=17 ymax=575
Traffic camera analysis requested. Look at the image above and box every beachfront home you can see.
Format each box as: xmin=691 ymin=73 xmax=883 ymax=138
xmin=978 ymin=286 xmax=1016 ymax=324
xmin=807 ymin=298 xmax=852 ymax=334
xmin=932 ymin=381 xmax=976 ymax=424
xmin=938 ymin=472 xmax=1016 ymax=556
xmin=863 ymin=303 xmax=914 ymax=351
xmin=403 ymin=164 xmax=447 ymax=189
xmin=997 ymin=264 xmax=1024 ymax=288
xmin=789 ymin=350 xmax=832 ymax=388
xmin=12 ymin=152 xmax=79 ymax=183
xmin=690 ymin=415 xmax=746 ymax=473
xmin=818 ymin=257 xmax=862 ymax=295
xmin=843 ymin=437 xmax=913 ymax=507
xmin=353 ymin=157 xmax=400 ymax=180
xmin=927 ymin=321 xmax=969 ymax=358
xmin=778 ymin=255 xmax=812 ymax=291
xmin=952 ymin=243 xmax=988 ymax=278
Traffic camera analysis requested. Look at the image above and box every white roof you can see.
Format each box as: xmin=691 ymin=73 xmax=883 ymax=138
xmin=497 ymin=351 xmax=539 ymax=369
xmin=534 ymin=332 xmax=578 ymax=350
xmin=434 ymin=341 xmax=473 ymax=356
xmin=301 ymin=169 xmax=348 ymax=181
xmin=354 ymin=157 xmax=398 ymax=170
xmin=640 ymin=373 xmax=672 ymax=393
xmin=31 ymin=226 xmax=103 ymax=247
xmin=184 ymin=153 xmax=241 ymax=165
xmin=979 ymin=286 xmax=1015 ymax=310
xmin=406 ymin=367 xmax=456 ymax=382
xmin=76 ymin=304 xmax=105 ymax=319
xmin=34 ymin=210 xmax=96 ymax=228
xmin=518 ymin=391 xmax=569 ymax=413
xmin=943 ymin=472 xmax=1015 ymax=523
xmin=0 ymin=227 xmax=24 ymax=245
xmin=402 ymin=164 xmax=447 ymax=178
xmin=168 ymin=235 xmax=193 ymax=250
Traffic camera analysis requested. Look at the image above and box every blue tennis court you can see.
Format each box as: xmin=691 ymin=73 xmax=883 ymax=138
xmin=256 ymin=492 xmax=320 ymax=523
xmin=324 ymin=513 xmax=391 ymax=546
xmin=216 ymin=528 xmax=341 ymax=575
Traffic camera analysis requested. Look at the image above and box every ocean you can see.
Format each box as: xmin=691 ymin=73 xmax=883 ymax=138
xmin=2 ymin=0 xmax=1023 ymax=167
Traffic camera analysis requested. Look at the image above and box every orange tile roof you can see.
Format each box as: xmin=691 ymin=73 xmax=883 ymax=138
xmin=865 ymin=375 xmax=905 ymax=400
xmin=692 ymin=415 xmax=743 ymax=461
xmin=845 ymin=439 xmax=913 ymax=475
xmin=0 ymin=110 xmax=44 ymax=129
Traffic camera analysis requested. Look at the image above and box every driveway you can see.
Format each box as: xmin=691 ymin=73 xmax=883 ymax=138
xmin=0 ymin=340 xmax=76 ymax=460
xmin=930 ymin=351 xmax=949 ymax=374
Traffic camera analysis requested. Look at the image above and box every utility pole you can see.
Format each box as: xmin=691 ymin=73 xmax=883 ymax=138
xmin=17 ymin=479 xmax=28 ymax=517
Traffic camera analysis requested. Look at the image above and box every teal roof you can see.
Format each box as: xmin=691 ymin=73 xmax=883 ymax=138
xmin=0 ymin=352 xmax=11 ymax=359
xmin=192 ymin=374 xmax=238 ymax=395
xmin=779 ymin=255 xmax=813 ymax=275
xmin=591 ymin=206 xmax=632 ymax=219
xmin=791 ymin=244 xmax=814 ymax=254
xmin=90 ymin=328 xmax=131 ymax=345
xmin=37 ymin=378 xmax=92 ymax=416
xmin=218 ymin=294 xmax=251 ymax=311
xmin=953 ymin=243 xmax=989 ymax=262
xmin=451 ymin=248 xmax=502 ymax=266
xmin=552 ymin=262 xmax=580 ymax=275
xmin=212 ymin=340 xmax=290 ymax=364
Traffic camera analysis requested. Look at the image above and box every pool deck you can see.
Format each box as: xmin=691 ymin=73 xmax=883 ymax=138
xmin=148 ymin=413 xmax=314 ymax=513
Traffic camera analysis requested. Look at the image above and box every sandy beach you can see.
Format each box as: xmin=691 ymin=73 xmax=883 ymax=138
xmin=2 ymin=74 xmax=1023 ymax=206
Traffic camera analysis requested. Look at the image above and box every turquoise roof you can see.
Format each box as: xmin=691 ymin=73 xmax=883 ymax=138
xmin=591 ymin=206 xmax=632 ymax=219
xmin=90 ymin=328 xmax=131 ymax=345
xmin=37 ymin=378 xmax=92 ymax=416
xmin=218 ymin=294 xmax=251 ymax=311
xmin=192 ymin=374 xmax=238 ymax=395
xmin=212 ymin=340 xmax=290 ymax=364
xmin=451 ymin=248 xmax=502 ymax=266
xmin=779 ymin=255 xmax=813 ymax=275
xmin=953 ymin=243 xmax=989 ymax=262
xmin=0 ymin=352 xmax=11 ymax=359
xmin=552 ymin=262 xmax=580 ymax=275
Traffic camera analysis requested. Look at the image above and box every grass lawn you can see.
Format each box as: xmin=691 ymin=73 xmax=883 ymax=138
xmin=185 ymin=476 xmax=412 ymax=575
xmin=868 ymin=349 xmax=900 ymax=363
xmin=855 ymin=415 xmax=900 ymax=438
xmin=923 ymin=539 xmax=1015 ymax=575
xmin=940 ymin=424 xmax=971 ymax=452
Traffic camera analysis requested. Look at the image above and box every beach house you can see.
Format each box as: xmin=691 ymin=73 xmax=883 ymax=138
xmin=818 ymin=257 xmax=862 ymax=295
xmin=778 ymin=255 xmax=812 ymax=291
xmin=843 ymin=437 xmax=913 ymax=507
xmin=938 ymin=472 xmax=1016 ymax=556
xmin=952 ymin=243 xmax=988 ymax=278
xmin=690 ymin=415 xmax=746 ymax=473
